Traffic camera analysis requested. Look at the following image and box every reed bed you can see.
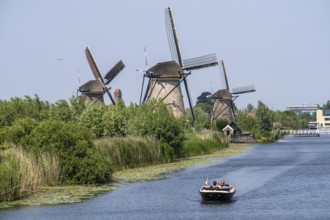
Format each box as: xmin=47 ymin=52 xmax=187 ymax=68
xmin=0 ymin=145 xmax=60 ymax=202
xmin=95 ymin=136 xmax=172 ymax=171
xmin=181 ymin=131 xmax=229 ymax=157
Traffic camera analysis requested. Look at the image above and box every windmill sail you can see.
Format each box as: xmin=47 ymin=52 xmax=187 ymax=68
xmin=221 ymin=60 xmax=230 ymax=91
xmin=165 ymin=7 xmax=183 ymax=66
xmin=183 ymin=54 xmax=218 ymax=71
xmin=104 ymin=60 xmax=125 ymax=85
xmin=85 ymin=47 xmax=104 ymax=83
xmin=83 ymin=47 xmax=125 ymax=105
xmin=232 ymin=85 xmax=256 ymax=94
xmin=164 ymin=7 xmax=220 ymax=123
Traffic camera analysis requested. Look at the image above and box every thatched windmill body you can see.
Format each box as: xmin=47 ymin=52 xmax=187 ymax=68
xmin=78 ymin=47 xmax=125 ymax=105
xmin=211 ymin=60 xmax=256 ymax=124
xmin=140 ymin=7 xmax=218 ymax=120
xmin=144 ymin=61 xmax=186 ymax=117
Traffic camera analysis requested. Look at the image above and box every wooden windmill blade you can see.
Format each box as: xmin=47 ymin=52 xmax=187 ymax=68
xmin=85 ymin=47 xmax=104 ymax=84
xmin=221 ymin=60 xmax=230 ymax=91
xmin=229 ymin=96 xmax=238 ymax=122
xmin=142 ymin=77 xmax=152 ymax=103
xmin=182 ymin=76 xmax=195 ymax=122
xmin=84 ymin=47 xmax=118 ymax=105
xmin=104 ymin=60 xmax=125 ymax=85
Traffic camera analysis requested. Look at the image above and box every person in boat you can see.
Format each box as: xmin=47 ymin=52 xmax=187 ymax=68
xmin=209 ymin=180 xmax=219 ymax=189
xmin=220 ymin=180 xmax=230 ymax=188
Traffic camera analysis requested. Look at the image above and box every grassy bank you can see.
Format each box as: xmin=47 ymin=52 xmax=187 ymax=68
xmin=0 ymin=143 xmax=252 ymax=208
xmin=0 ymin=131 xmax=228 ymax=204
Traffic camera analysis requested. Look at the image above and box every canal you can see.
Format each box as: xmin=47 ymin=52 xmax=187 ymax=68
xmin=1 ymin=135 xmax=329 ymax=220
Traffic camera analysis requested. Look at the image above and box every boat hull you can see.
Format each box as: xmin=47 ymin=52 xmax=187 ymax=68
xmin=199 ymin=187 xmax=236 ymax=201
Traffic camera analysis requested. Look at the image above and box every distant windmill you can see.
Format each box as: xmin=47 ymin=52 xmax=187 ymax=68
xmin=140 ymin=7 xmax=218 ymax=121
xmin=78 ymin=47 xmax=125 ymax=105
xmin=211 ymin=60 xmax=256 ymax=124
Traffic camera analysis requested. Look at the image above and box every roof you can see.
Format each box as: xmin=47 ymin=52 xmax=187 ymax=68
xmin=147 ymin=61 xmax=183 ymax=78
xmin=79 ymin=80 xmax=104 ymax=94
xmin=222 ymin=125 xmax=234 ymax=131
xmin=211 ymin=89 xmax=232 ymax=99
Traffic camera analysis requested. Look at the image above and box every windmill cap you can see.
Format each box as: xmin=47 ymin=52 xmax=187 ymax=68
xmin=211 ymin=89 xmax=232 ymax=99
xmin=147 ymin=61 xmax=183 ymax=78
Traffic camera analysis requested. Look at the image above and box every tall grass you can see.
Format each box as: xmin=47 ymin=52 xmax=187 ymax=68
xmin=181 ymin=131 xmax=229 ymax=157
xmin=95 ymin=136 xmax=173 ymax=171
xmin=0 ymin=145 xmax=60 ymax=202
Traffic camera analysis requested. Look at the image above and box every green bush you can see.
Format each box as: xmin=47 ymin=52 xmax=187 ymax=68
xmin=79 ymin=105 xmax=107 ymax=138
xmin=0 ymin=117 xmax=39 ymax=146
xmin=25 ymin=120 xmax=111 ymax=184
xmin=103 ymin=101 xmax=127 ymax=137
xmin=62 ymin=140 xmax=112 ymax=184
xmin=0 ymin=96 xmax=50 ymax=129
xmin=126 ymin=101 xmax=184 ymax=156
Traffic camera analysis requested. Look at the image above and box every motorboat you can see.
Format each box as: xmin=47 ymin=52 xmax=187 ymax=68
xmin=199 ymin=179 xmax=236 ymax=201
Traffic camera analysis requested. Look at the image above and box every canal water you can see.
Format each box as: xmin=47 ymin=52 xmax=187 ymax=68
xmin=1 ymin=135 xmax=330 ymax=220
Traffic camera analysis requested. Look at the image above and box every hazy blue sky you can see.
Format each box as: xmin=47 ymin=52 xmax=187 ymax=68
xmin=1 ymin=0 xmax=329 ymax=110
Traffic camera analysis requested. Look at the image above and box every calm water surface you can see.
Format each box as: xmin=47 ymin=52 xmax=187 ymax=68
xmin=1 ymin=135 xmax=330 ymax=220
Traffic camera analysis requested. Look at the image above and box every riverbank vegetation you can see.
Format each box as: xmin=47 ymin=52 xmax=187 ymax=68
xmin=0 ymin=96 xmax=228 ymax=202
xmin=1 ymin=95 xmax=327 ymax=203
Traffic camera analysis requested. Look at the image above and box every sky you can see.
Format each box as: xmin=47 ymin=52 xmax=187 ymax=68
xmin=1 ymin=0 xmax=329 ymax=110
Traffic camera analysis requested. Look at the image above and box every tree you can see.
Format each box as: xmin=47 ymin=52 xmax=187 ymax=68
xmin=214 ymin=118 xmax=228 ymax=131
xmin=26 ymin=120 xmax=111 ymax=183
xmin=322 ymin=100 xmax=330 ymax=110
xmin=0 ymin=95 xmax=49 ymax=128
xmin=236 ymin=111 xmax=256 ymax=132
xmin=246 ymin=103 xmax=255 ymax=113
xmin=126 ymin=100 xmax=184 ymax=155
xmin=255 ymin=101 xmax=274 ymax=132
xmin=79 ymin=105 xmax=107 ymax=138
xmin=103 ymin=100 xmax=128 ymax=137
xmin=49 ymin=99 xmax=74 ymax=122
xmin=186 ymin=105 xmax=210 ymax=131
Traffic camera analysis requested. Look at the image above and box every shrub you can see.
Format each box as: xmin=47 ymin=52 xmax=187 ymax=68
xmin=103 ymin=101 xmax=128 ymax=137
xmin=126 ymin=101 xmax=185 ymax=156
xmin=0 ymin=117 xmax=39 ymax=146
xmin=79 ymin=105 xmax=107 ymax=138
xmin=25 ymin=120 xmax=111 ymax=184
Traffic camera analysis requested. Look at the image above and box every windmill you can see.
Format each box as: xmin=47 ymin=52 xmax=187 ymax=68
xmin=140 ymin=61 xmax=187 ymax=118
xmin=139 ymin=7 xmax=218 ymax=121
xmin=211 ymin=60 xmax=256 ymax=124
xmin=78 ymin=47 xmax=125 ymax=105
